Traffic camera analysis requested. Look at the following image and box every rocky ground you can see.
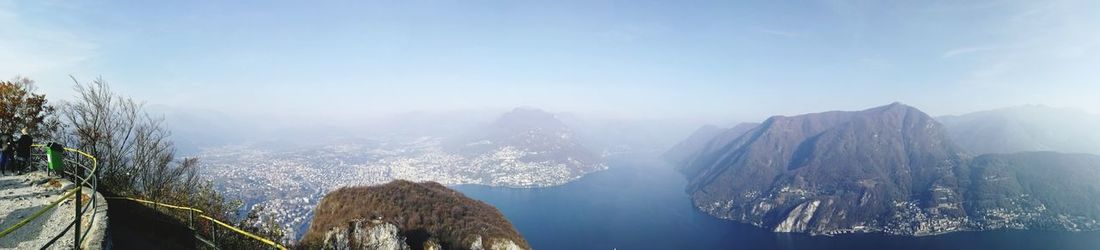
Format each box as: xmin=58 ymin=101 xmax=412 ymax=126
xmin=0 ymin=171 xmax=109 ymax=249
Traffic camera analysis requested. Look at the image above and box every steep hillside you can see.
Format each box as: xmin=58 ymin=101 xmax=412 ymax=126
xmin=965 ymin=152 xmax=1100 ymax=230
xmin=301 ymin=180 xmax=528 ymax=250
xmin=678 ymin=103 xmax=1100 ymax=236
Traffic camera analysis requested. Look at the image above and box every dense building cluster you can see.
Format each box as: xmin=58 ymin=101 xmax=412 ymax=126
xmin=196 ymin=136 xmax=604 ymax=242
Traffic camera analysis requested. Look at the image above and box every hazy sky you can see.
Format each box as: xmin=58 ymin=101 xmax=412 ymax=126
xmin=2 ymin=0 xmax=1098 ymax=122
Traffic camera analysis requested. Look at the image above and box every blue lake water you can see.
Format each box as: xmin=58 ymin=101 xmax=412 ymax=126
xmin=454 ymin=154 xmax=1100 ymax=250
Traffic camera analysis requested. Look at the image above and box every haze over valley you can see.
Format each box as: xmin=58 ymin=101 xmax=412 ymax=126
xmin=178 ymin=102 xmax=1100 ymax=245
xmin=4 ymin=1 xmax=1100 ymax=249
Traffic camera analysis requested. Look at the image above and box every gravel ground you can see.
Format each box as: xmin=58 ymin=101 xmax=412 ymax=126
xmin=0 ymin=171 xmax=109 ymax=249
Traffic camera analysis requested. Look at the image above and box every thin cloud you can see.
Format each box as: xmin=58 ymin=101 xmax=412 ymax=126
xmin=0 ymin=2 xmax=97 ymax=78
xmin=751 ymin=26 xmax=802 ymax=38
xmin=921 ymin=0 xmax=1014 ymax=13
xmin=971 ymin=60 xmax=1013 ymax=78
xmin=941 ymin=45 xmax=1002 ymax=58
xmin=597 ymin=23 xmax=668 ymax=43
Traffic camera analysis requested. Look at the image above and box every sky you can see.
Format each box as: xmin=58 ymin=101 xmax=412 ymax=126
xmin=2 ymin=0 xmax=1098 ymax=123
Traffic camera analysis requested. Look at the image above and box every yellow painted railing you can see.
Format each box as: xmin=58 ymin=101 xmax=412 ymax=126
xmin=0 ymin=145 xmax=99 ymax=248
xmin=0 ymin=188 xmax=79 ymax=237
xmin=0 ymin=145 xmax=286 ymax=249
xmin=105 ymin=197 xmax=288 ymax=250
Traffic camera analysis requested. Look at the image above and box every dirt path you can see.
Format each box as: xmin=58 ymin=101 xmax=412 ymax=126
xmin=0 ymin=171 xmax=108 ymax=249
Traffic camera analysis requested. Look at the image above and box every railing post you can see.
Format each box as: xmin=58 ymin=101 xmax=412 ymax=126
xmin=211 ymin=222 xmax=217 ymax=247
xmin=188 ymin=209 xmax=194 ymax=230
xmin=189 ymin=210 xmax=197 ymax=248
xmin=74 ymin=170 xmax=82 ymax=250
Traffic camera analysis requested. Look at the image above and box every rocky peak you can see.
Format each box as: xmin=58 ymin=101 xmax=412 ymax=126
xmin=680 ymin=103 xmax=974 ymax=235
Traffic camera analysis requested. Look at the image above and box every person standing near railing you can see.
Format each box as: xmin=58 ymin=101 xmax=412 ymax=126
xmin=0 ymin=137 xmax=11 ymax=175
xmin=14 ymin=128 xmax=33 ymax=174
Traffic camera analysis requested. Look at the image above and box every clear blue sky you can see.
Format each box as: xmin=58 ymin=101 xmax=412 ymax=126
xmin=3 ymin=0 xmax=1098 ymax=122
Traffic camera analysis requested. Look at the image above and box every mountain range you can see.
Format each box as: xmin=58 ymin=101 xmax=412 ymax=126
xmin=671 ymin=103 xmax=1100 ymax=236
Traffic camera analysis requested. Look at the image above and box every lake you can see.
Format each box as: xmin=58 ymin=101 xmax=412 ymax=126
xmin=454 ymin=154 xmax=1100 ymax=250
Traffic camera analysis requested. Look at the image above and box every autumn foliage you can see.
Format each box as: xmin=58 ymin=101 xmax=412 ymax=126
xmin=302 ymin=180 xmax=529 ymax=249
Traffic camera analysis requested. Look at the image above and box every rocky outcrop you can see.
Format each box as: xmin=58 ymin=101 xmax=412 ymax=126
xmin=321 ymin=219 xmax=408 ymax=250
xmin=466 ymin=235 xmax=523 ymax=250
xmin=316 ymin=219 xmax=525 ymax=250
xmin=774 ymin=200 xmax=821 ymax=233
xmin=302 ymin=180 xmax=529 ymax=249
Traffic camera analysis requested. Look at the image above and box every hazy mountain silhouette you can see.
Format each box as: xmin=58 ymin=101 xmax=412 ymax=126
xmin=665 ymin=122 xmax=760 ymax=176
xmin=445 ymin=107 xmax=605 ymax=179
xmin=938 ymin=105 xmax=1100 ymax=155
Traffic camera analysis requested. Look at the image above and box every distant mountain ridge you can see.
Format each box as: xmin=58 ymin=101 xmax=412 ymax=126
xmin=938 ymin=105 xmax=1100 ymax=155
xmin=664 ymin=122 xmax=760 ymax=177
xmin=671 ymin=103 xmax=1100 ymax=236
xmin=663 ymin=125 xmax=723 ymax=165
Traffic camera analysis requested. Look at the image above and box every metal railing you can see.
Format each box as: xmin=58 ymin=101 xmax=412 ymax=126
xmin=0 ymin=144 xmax=99 ymax=249
xmin=0 ymin=145 xmax=287 ymax=249
xmin=103 ymin=197 xmax=288 ymax=250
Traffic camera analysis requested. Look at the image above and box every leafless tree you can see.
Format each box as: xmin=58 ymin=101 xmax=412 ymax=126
xmin=60 ymin=77 xmax=189 ymax=200
xmin=56 ymin=77 xmax=285 ymax=248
